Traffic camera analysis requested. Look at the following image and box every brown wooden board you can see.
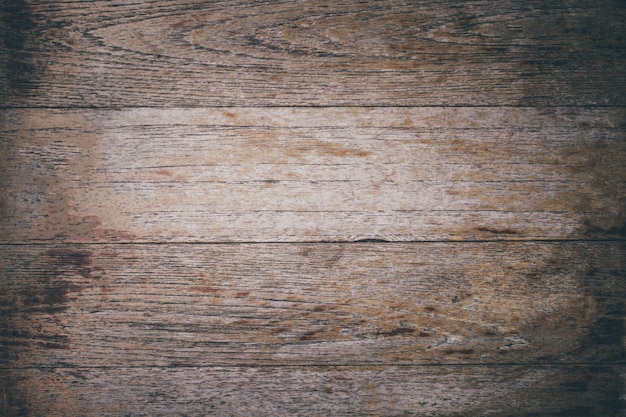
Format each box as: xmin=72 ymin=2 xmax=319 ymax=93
xmin=2 ymin=365 xmax=624 ymax=416
xmin=1 ymin=107 xmax=624 ymax=243
xmin=1 ymin=242 xmax=623 ymax=368
xmin=1 ymin=0 xmax=625 ymax=107
xmin=1 ymin=241 xmax=624 ymax=415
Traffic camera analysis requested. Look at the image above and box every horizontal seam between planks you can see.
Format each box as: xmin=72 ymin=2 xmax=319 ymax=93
xmin=0 ymin=238 xmax=624 ymax=246
xmin=2 ymin=104 xmax=626 ymax=110
xmin=1 ymin=362 xmax=624 ymax=370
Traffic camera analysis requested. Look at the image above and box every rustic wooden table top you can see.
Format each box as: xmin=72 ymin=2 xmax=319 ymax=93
xmin=1 ymin=1 xmax=625 ymax=416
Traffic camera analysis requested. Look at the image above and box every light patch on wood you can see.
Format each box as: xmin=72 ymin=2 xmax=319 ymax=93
xmin=1 ymin=107 xmax=623 ymax=242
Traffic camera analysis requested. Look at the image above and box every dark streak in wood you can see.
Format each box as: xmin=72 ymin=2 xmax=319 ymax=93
xmin=1 ymin=0 xmax=40 ymax=100
xmin=581 ymin=220 xmax=626 ymax=238
xmin=442 ymin=348 xmax=475 ymax=355
xmin=19 ymin=283 xmax=84 ymax=310
xmin=378 ymin=327 xmax=415 ymax=337
xmin=475 ymin=227 xmax=519 ymax=235
xmin=43 ymin=248 xmax=99 ymax=280
xmin=0 ymin=369 xmax=28 ymax=417
xmin=44 ymin=249 xmax=93 ymax=268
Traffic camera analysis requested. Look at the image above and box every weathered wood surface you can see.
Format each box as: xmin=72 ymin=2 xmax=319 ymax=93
xmin=1 ymin=242 xmax=624 ymax=415
xmin=2 ymin=0 xmax=625 ymax=415
xmin=2 ymin=365 xmax=624 ymax=417
xmin=1 ymin=107 xmax=624 ymax=243
xmin=2 ymin=242 xmax=623 ymax=367
xmin=1 ymin=0 xmax=625 ymax=107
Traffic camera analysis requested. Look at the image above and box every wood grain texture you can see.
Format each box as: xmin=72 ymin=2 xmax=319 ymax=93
xmin=1 ymin=0 xmax=625 ymax=107
xmin=2 ymin=365 xmax=624 ymax=417
xmin=1 ymin=242 xmax=624 ymax=415
xmin=2 ymin=242 xmax=624 ymax=367
xmin=1 ymin=107 xmax=624 ymax=243
xmin=2 ymin=0 xmax=625 ymax=415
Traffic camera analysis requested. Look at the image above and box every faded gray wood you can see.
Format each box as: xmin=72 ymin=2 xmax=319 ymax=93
xmin=1 ymin=243 xmax=623 ymax=365
xmin=1 ymin=0 xmax=625 ymax=107
xmin=1 ymin=107 xmax=624 ymax=243
xmin=2 ymin=365 xmax=624 ymax=416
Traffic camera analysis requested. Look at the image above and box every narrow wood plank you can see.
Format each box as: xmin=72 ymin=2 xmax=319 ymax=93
xmin=1 ymin=107 xmax=624 ymax=242
xmin=1 ymin=0 xmax=625 ymax=107
xmin=2 ymin=365 xmax=623 ymax=416
xmin=1 ymin=242 xmax=623 ymax=368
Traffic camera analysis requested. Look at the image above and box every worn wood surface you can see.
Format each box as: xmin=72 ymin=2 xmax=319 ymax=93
xmin=1 ymin=242 xmax=623 ymax=367
xmin=1 ymin=242 xmax=624 ymax=415
xmin=1 ymin=0 xmax=625 ymax=107
xmin=3 ymin=366 xmax=624 ymax=417
xmin=1 ymin=107 xmax=624 ymax=243
xmin=1 ymin=0 xmax=625 ymax=415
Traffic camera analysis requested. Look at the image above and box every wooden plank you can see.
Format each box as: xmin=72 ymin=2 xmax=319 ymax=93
xmin=2 ymin=364 xmax=623 ymax=416
xmin=1 ymin=0 xmax=625 ymax=107
xmin=1 ymin=242 xmax=623 ymax=368
xmin=1 ymin=107 xmax=624 ymax=243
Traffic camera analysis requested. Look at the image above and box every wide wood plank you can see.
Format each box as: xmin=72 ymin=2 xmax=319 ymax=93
xmin=1 ymin=107 xmax=624 ymax=242
xmin=1 ymin=242 xmax=623 ymax=368
xmin=1 ymin=0 xmax=625 ymax=107
xmin=2 ymin=365 xmax=623 ymax=416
